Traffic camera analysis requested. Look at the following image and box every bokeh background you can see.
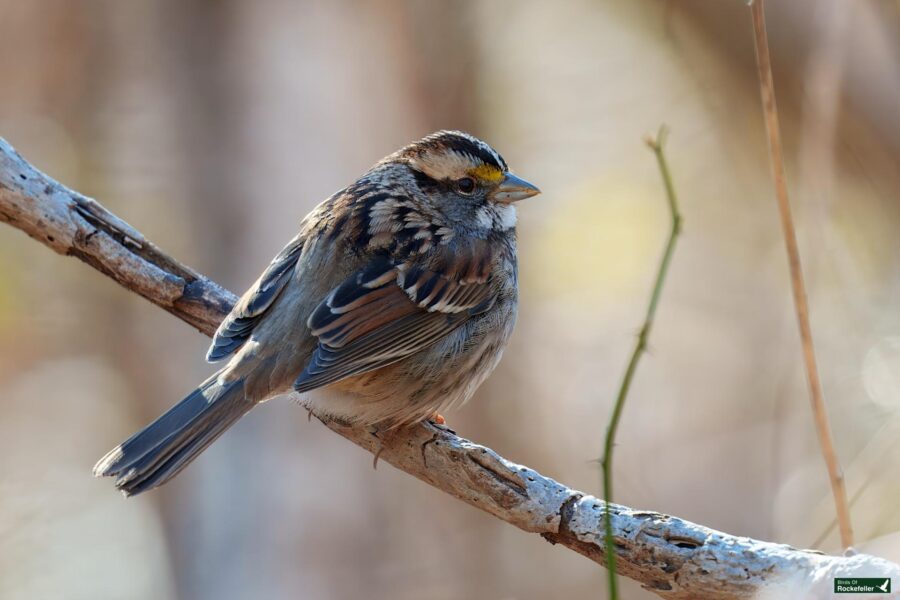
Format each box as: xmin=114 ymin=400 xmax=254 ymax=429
xmin=1 ymin=1 xmax=899 ymax=598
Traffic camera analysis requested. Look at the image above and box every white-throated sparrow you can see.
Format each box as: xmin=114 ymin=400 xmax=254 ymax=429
xmin=94 ymin=131 xmax=540 ymax=495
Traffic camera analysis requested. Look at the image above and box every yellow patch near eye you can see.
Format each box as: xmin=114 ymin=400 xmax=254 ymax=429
xmin=470 ymin=165 xmax=504 ymax=183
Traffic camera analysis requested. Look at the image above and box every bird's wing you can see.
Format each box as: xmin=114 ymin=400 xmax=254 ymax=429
xmin=293 ymin=240 xmax=497 ymax=392
xmin=206 ymin=233 xmax=306 ymax=362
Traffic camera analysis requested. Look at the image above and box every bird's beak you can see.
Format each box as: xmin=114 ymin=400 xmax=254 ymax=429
xmin=492 ymin=173 xmax=541 ymax=203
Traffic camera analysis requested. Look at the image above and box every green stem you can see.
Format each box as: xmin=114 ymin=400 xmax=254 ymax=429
xmin=602 ymin=126 xmax=682 ymax=599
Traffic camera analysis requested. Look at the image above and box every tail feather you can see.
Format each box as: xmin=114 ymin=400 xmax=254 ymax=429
xmin=94 ymin=374 xmax=250 ymax=496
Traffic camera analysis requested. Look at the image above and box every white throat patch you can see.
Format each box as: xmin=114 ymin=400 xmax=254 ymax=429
xmin=497 ymin=204 xmax=517 ymax=230
xmin=475 ymin=204 xmax=517 ymax=231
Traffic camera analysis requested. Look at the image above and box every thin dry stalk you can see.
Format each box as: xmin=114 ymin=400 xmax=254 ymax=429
xmin=749 ymin=0 xmax=853 ymax=549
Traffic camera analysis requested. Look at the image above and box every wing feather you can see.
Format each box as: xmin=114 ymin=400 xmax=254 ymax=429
xmin=206 ymin=235 xmax=305 ymax=362
xmin=293 ymin=240 xmax=497 ymax=393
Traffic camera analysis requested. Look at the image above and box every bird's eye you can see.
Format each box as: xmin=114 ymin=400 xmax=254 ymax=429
xmin=455 ymin=177 xmax=476 ymax=195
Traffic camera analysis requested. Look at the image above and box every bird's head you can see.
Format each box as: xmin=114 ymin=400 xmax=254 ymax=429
xmin=379 ymin=130 xmax=540 ymax=235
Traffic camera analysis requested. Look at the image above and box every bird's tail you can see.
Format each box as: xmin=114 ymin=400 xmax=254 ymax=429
xmin=93 ymin=373 xmax=250 ymax=496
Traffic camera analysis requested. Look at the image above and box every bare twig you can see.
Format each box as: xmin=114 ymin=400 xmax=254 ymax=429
xmin=1 ymin=137 xmax=894 ymax=598
xmin=749 ymin=0 xmax=854 ymax=549
xmin=601 ymin=125 xmax=683 ymax=599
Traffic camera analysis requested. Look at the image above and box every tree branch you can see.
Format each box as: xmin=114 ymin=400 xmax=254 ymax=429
xmin=1 ymin=137 xmax=896 ymax=599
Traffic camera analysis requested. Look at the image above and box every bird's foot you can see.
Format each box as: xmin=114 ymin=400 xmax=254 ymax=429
xmin=368 ymin=425 xmax=394 ymax=469
xmin=427 ymin=413 xmax=455 ymax=434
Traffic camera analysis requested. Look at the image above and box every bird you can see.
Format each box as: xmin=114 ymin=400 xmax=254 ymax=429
xmin=93 ymin=130 xmax=540 ymax=496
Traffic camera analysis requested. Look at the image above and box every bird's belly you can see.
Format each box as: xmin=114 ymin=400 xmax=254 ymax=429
xmin=297 ymin=304 xmax=516 ymax=427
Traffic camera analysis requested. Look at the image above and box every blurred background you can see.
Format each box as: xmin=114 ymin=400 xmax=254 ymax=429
xmin=1 ymin=1 xmax=899 ymax=598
